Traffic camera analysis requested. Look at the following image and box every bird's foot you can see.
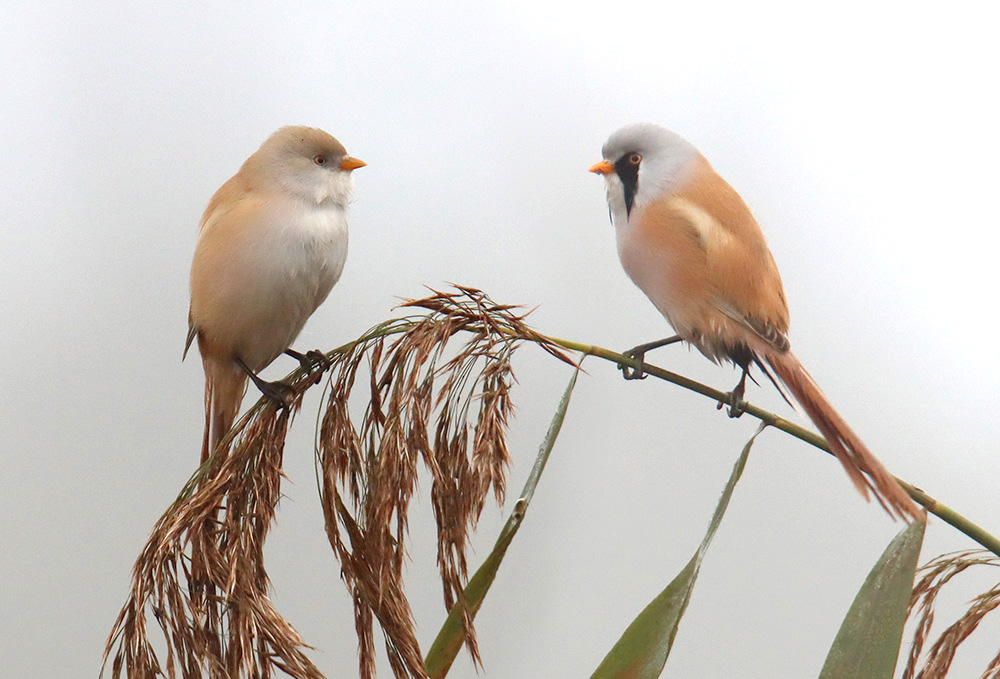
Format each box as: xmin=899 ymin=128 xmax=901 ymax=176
xmin=717 ymin=368 xmax=749 ymax=418
xmin=717 ymin=391 xmax=746 ymax=418
xmin=258 ymin=379 xmax=294 ymax=408
xmin=245 ymin=371 xmax=294 ymax=408
xmin=237 ymin=358 xmax=294 ymax=408
xmin=285 ymin=348 xmax=331 ymax=372
xmin=618 ymin=336 xmax=682 ymax=381
xmin=620 ymin=348 xmax=648 ymax=380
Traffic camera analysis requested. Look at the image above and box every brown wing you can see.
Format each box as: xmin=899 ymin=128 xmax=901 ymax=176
xmin=673 ymin=155 xmax=790 ymax=342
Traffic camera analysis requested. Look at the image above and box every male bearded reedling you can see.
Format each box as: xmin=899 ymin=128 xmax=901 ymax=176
xmin=589 ymin=123 xmax=920 ymax=521
xmin=185 ymin=126 xmax=365 ymax=464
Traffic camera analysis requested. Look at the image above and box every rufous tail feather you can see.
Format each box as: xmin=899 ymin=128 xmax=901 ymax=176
xmin=192 ymin=358 xmax=245 ymax=628
xmin=764 ymin=350 xmax=920 ymax=521
xmin=200 ymin=358 xmax=247 ymax=465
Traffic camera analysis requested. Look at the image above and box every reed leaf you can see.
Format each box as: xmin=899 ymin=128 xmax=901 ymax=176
xmin=424 ymin=365 xmax=581 ymax=677
xmin=820 ymin=517 xmax=926 ymax=679
xmin=590 ymin=423 xmax=765 ymax=679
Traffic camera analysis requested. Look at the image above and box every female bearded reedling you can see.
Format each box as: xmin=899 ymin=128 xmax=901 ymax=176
xmin=185 ymin=126 xmax=366 ymax=463
xmin=590 ymin=123 xmax=919 ymax=521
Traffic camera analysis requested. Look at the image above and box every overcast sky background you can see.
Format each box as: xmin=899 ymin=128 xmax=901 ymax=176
xmin=3 ymin=1 xmax=999 ymax=677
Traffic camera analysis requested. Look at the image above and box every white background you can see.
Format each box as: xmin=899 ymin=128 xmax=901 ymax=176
xmin=2 ymin=1 xmax=999 ymax=677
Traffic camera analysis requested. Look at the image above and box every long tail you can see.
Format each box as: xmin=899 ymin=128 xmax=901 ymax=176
xmin=192 ymin=357 xmax=246 ymax=639
xmin=200 ymin=357 xmax=248 ymax=465
xmin=764 ymin=350 xmax=921 ymax=521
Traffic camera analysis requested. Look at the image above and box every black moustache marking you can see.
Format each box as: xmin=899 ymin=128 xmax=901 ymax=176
xmin=614 ymin=154 xmax=640 ymax=217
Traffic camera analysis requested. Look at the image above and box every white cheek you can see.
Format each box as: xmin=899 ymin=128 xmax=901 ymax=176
xmin=318 ymin=171 xmax=354 ymax=206
xmin=604 ymin=174 xmax=629 ymax=225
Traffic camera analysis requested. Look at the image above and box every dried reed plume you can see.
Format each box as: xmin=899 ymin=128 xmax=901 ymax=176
xmin=103 ymin=387 xmax=321 ymax=679
xmin=103 ymin=285 xmax=571 ymax=679
xmin=904 ymin=550 xmax=1000 ymax=679
xmin=317 ymin=286 xmax=572 ymax=678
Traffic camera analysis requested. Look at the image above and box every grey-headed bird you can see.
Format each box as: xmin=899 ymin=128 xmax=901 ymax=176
xmin=590 ymin=123 xmax=918 ymax=520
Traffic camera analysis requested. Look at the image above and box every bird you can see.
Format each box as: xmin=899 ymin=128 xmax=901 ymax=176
xmin=185 ymin=125 xmax=365 ymax=464
xmin=589 ymin=122 xmax=919 ymax=521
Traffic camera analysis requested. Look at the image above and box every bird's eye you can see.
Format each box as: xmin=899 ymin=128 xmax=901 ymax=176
xmin=628 ymin=153 xmax=642 ymax=165
xmin=313 ymin=155 xmax=327 ymax=166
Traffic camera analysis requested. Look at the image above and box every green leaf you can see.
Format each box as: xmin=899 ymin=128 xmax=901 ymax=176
xmin=590 ymin=423 xmax=765 ymax=679
xmin=819 ymin=517 xmax=926 ymax=679
xmin=424 ymin=365 xmax=581 ymax=678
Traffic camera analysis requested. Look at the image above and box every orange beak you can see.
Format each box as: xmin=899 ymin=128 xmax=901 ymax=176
xmin=339 ymin=156 xmax=367 ymax=171
xmin=588 ymin=160 xmax=614 ymax=176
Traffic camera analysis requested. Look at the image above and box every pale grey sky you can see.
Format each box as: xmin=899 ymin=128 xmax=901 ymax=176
xmin=2 ymin=1 xmax=999 ymax=677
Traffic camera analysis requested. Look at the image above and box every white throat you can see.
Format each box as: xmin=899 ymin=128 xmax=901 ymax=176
xmin=281 ymin=165 xmax=355 ymax=206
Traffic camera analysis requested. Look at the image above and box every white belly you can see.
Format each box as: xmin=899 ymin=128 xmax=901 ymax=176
xmin=614 ymin=214 xmax=685 ymax=331
xmin=193 ymin=199 xmax=349 ymax=371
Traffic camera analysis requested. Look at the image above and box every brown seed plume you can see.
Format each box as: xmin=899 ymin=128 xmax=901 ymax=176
xmin=104 ymin=285 xmax=572 ymax=679
xmin=317 ymin=286 xmax=573 ymax=677
xmin=904 ymin=550 xmax=1000 ymax=679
